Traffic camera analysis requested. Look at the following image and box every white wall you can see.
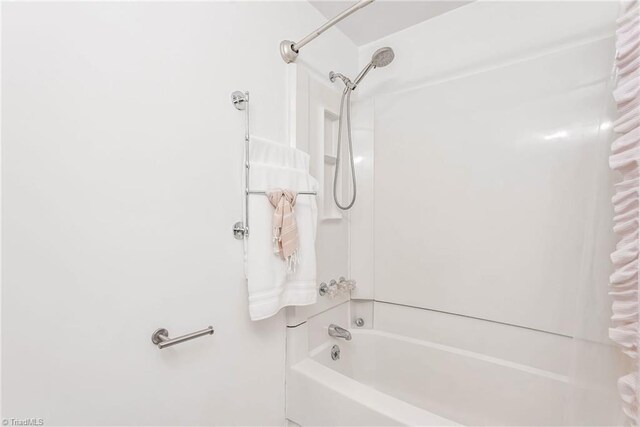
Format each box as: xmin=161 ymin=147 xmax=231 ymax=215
xmin=352 ymin=0 xmax=618 ymax=338
xmin=1 ymin=2 xmax=357 ymax=425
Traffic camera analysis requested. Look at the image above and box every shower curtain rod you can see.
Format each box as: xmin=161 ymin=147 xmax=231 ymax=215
xmin=280 ymin=0 xmax=375 ymax=64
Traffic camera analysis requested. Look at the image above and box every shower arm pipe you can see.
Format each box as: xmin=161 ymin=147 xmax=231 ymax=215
xmin=280 ymin=0 xmax=375 ymax=64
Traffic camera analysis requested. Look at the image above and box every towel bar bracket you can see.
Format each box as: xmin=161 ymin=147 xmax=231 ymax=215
xmin=231 ymin=91 xmax=247 ymax=110
xmin=233 ymin=221 xmax=247 ymax=240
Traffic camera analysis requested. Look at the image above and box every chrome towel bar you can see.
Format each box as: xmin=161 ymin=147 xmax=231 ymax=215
xmin=247 ymin=190 xmax=317 ymax=195
xmin=151 ymin=326 xmax=214 ymax=349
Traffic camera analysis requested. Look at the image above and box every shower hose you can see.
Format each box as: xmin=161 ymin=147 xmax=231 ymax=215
xmin=333 ymin=86 xmax=357 ymax=210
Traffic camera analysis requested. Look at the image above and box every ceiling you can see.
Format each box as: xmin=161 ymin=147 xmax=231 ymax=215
xmin=309 ymin=1 xmax=473 ymax=46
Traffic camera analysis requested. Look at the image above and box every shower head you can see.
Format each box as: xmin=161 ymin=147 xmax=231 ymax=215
xmin=371 ymin=47 xmax=395 ymax=67
xmin=352 ymin=46 xmax=395 ymax=88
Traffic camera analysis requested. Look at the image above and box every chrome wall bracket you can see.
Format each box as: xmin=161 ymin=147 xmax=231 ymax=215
xmin=279 ymin=0 xmax=374 ymax=64
xmin=231 ymin=91 xmax=248 ymax=110
xmin=280 ymin=40 xmax=299 ymax=64
xmin=151 ymin=328 xmax=169 ymax=345
xmin=233 ymin=221 xmax=247 ymax=240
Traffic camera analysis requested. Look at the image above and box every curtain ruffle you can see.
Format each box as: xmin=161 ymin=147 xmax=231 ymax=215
xmin=610 ymin=1 xmax=640 ymax=423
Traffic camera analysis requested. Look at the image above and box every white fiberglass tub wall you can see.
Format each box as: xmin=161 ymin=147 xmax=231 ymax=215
xmin=370 ymin=6 xmax=617 ymax=337
xmin=323 ymin=1 xmax=624 ymax=426
xmin=354 ymin=1 xmax=619 ymax=338
xmin=361 ymin=4 xmax=625 ymax=423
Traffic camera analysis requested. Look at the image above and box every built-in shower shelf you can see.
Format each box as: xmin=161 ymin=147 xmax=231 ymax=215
xmin=322 ymin=113 xmax=343 ymax=221
xmin=324 ymin=154 xmax=337 ymax=165
xmin=321 ymin=211 xmax=343 ymax=221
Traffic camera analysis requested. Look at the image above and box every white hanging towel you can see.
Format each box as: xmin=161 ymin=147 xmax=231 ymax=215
xmin=245 ymin=137 xmax=318 ymax=321
xmin=249 ymin=135 xmax=310 ymax=171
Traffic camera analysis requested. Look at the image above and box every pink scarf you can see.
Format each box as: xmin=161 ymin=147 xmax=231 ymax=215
xmin=267 ymin=189 xmax=299 ymax=272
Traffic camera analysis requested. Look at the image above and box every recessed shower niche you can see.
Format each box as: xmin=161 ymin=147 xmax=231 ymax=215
xmin=323 ymin=109 xmax=343 ymax=220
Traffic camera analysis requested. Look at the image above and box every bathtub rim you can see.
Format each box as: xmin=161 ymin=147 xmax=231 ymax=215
xmin=311 ymin=329 xmax=570 ymax=384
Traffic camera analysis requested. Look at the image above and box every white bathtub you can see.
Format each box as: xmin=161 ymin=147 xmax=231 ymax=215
xmin=287 ymin=329 xmax=573 ymax=426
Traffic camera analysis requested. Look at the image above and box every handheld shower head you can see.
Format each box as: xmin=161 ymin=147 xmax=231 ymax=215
xmin=352 ymin=46 xmax=395 ymax=88
xmin=327 ymin=46 xmax=395 ymax=211
xmin=371 ymin=47 xmax=395 ymax=67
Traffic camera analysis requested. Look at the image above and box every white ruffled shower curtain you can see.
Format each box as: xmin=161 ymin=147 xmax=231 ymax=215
xmin=610 ymin=1 xmax=640 ymax=423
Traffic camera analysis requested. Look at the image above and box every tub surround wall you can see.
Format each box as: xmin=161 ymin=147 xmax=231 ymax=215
xmin=373 ymin=35 xmax=616 ymax=337
xmin=1 ymin=2 xmax=357 ymax=425
xmin=374 ymin=301 xmax=571 ymax=376
xmin=352 ymin=0 xmax=619 ymax=343
xmin=355 ymin=1 xmax=619 ymax=96
xmin=346 ymin=1 xmax=624 ymax=423
xmin=347 ymin=97 xmax=375 ymax=300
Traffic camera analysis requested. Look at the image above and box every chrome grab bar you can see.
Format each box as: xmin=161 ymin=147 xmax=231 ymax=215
xmin=151 ymin=326 xmax=214 ymax=349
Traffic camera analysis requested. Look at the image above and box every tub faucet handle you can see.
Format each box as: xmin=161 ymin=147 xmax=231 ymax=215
xmin=338 ymin=277 xmax=356 ymax=291
xmin=319 ymin=280 xmax=338 ymax=297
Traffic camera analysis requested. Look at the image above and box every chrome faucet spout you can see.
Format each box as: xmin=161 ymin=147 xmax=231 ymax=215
xmin=328 ymin=324 xmax=352 ymax=341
